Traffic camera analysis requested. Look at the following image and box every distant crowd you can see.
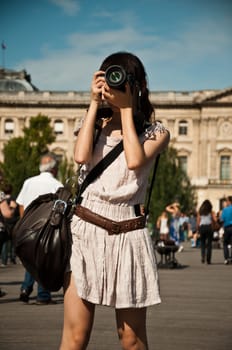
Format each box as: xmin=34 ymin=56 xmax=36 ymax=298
xmin=155 ymin=197 xmax=232 ymax=265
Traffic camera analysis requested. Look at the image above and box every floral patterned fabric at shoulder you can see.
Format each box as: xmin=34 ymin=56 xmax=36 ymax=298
xmin=74 ymin=116 xmax=85 ymax=136
xmin=143 ymin=121 xmax=169 ymax=141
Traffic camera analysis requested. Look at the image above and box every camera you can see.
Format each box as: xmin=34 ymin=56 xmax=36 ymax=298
xmin=105 ymin=65 xmax=135 ymax=92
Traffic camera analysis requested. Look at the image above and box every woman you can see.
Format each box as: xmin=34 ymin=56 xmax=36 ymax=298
xmin=0 ymin=190 xmax=16 ymax=251
xmin=197 ymin=199 xmax=217 ymax=264
xmin=60 ymin=52 xmax=170 ymax=350
xmin=156 ymin=211 xmax=169 ymax=241
xmin=0 ymin=191 xmax=15 ymax=214
xmin=0 ymin=190 xmax=16 ymax=297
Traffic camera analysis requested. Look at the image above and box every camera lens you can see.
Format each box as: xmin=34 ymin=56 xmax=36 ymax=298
xmin=109 ymin=70 xmax=123 ymax=84
xmin=105 ymin=65 xmax=127 ymax=89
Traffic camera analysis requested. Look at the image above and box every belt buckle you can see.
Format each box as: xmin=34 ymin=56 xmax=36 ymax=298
xmin=111 ymin=222 xmax=120 ymax=234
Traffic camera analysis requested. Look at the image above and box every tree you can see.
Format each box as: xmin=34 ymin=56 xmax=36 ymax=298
xmin=58 ymin=156 xmax=78 ymax=196
xmin=1 ymin=114 xmax=56 ymax=196
xmin=147 ymin=146 xmax=197 ymax=226
xmin=23 ymin=114 xmax=55 ymax=153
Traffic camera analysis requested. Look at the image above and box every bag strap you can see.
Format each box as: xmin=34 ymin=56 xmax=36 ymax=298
xmin=75 ymin=114 xmax=152 ymax=202
xmin=76 ymin=140 xmax=123 ymax=203
xmin=144 ymin=154 xmax=160 ymax=217
xmin=75 ymin=121 xmax=158 ymax=209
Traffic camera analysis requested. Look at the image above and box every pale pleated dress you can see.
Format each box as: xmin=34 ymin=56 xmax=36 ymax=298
xmin=70 ymin=121 xmax=167 ymax=309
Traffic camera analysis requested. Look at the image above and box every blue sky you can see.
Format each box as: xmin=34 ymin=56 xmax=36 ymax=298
xmin=1 ymin=0 xmax=231 ymax=92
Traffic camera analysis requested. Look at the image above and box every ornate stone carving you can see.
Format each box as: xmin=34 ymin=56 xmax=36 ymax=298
xmin=220 ymin=121 xmax=232 ymax=137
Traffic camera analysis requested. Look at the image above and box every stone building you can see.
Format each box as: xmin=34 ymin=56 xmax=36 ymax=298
xmin=0 ymin=68 xmax=231 ymax=211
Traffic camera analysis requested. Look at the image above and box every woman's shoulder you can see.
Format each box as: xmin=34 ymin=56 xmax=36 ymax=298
xmin=143 ymin=121 xmax=169 ymax=140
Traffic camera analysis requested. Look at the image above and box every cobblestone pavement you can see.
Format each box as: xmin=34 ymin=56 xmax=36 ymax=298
xmin=0 ymin=242 xmax=232 ymax=350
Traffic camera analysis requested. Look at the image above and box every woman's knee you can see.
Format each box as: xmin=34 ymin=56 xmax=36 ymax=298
xmin=61 ymin=325 xmax=91 ymax=350
xmin=118 ymin=327 xmax=138 ymax=349
xmin=61 ymin=309 xmax=94 ymax=350
xmin=118 ymin=327 xmax=148 ymax=350
xmin=116 ymin=308 xmax=148 ymax=350
xmin=60 ymin=273 xmax=95 ymax=349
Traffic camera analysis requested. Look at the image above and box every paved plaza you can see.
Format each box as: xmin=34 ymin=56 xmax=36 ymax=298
xmin=0 ymin=243 xmax=231 ymax=350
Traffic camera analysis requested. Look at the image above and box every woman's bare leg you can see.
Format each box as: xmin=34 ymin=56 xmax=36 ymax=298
xmin=115 ymin=307 xmax=148 ymax=350
xmin=60 ymin=273 xmax=95 ymax=350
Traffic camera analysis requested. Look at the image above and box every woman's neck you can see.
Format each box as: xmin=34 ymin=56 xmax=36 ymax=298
xmin=102 ymin=113 xmax=122 ymax=137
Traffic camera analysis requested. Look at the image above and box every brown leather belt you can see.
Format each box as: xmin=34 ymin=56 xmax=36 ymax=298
xmin=75 ymin=205 xmax=146 ymax=235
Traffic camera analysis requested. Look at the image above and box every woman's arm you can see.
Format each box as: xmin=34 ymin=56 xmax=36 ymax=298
xmin=122 ymin=111 xmax=169 ymax=169
xmin=156 ymin=216 xmax=161 ymax=230
xmin=103 ymin=84 xmax=170 ymax=169
xmin=166 ymin=203 xmax=179 ymax=214
xmin=19 ymin=205 xmax=24 ymax=218
xmin=211 ymin=210 xmax=217 ymax=224
xmin=74 ymin=71 xmax=105 ymax=164
xmin=196 ymin=213 xmax=201 ymax=230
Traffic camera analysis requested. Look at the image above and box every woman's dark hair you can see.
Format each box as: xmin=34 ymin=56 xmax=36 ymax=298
xmin=199 ymin=199 xmax=213 ymax=216
xmin=100 ymin=52 xmax=154 ymax=121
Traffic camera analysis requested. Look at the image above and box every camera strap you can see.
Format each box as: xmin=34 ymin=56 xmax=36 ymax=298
xmin=75 ymin=123 xmax=161 ymax=220
xmin=78 ymin=116 xmax=148 ymax=198
xmin=144 ymin=154 xmax=160 ymax=217
xmin=75 ymin=140 xmax=123 ymax=204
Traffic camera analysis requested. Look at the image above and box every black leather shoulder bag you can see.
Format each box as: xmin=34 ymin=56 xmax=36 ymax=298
xmin=13 ymin=140 xmax=123 ymax=291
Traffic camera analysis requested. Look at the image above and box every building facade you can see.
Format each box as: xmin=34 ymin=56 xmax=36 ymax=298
xmin=0 ymin=69 xmax=231 ymax=211
xmin=153 ymin=88 xmax=232 ymax=211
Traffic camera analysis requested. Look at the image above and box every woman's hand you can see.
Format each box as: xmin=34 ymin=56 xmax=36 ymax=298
xmin=102 ymin=83 xmax=133 ymax=110
xmin=0 ymin=199 xmax=14 ymax=218
xmin=10 ymin=200 xmax=17 ymax=209
xmin=91 ymin=71 xmax=105 ymax=104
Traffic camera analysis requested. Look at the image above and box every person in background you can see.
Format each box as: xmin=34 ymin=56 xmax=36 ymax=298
xmin=219 ymin=198 xmax=227 ymax=218
xmin=0 ymin=190 xmax=17 ymax=297
xmin=166 ymin=202 xmax=184 ymax=252
xmin=197 ymin=199 xmax=217 ymax=264
xmin=220 ymin=196 xmax=232 ymax=265
xmin=156 ymin=210 xmax=169 ymax=241
xmin=188 ymin=209 xmax=199 ymax=248
xmin=179 ymin=212 xmax=189 ymax=242
xmin=16 ymin=153 xmax=63 ymax=305
xmin=60 ymin=51 xmax=170 ymax=350
xmin=0 ymin=184 xmax=19 ymax=266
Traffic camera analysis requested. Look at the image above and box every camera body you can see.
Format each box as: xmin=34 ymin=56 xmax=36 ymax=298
xmin=105 ymin=65 xmax=135 ymax=92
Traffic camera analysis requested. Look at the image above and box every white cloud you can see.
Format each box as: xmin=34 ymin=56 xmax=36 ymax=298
xmin=18 ymin=27 xmax=157 ymax=91
xmin=67 ymin=27 xmax=157 ymax=52
xmin=49 ymin=0 xmax=80 ymax=16
xmin=16 ymin=19 xmax=232 ymax=91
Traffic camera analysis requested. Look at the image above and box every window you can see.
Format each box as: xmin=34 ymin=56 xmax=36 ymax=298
xmin=4 ymin=119 xmax=14 ymax=134
xmin=178 ymin=156 xmax=187 ymax=173
xmin=220 ymin=156 xmax=230 ymax=180
xmin=54 ymin=120 xmax=64 ymax=135
xmin=178 ymin=120 xmax=188 ymax=135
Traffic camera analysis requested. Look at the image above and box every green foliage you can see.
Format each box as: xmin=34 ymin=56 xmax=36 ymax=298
xmin=58 ymin=156 xmax=76 ymax=184
xmin=58 ymin=157 xmax=79 ymax=198
xmin=147 ymin=146 xmax=197 ymax=226
xmin=23 ymin=114 xmax=55 ymax=153
xmin=1 ymin=114 xmax=56 ymax=196
xmin=1 ymin=137 xmax=30 ymax=196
